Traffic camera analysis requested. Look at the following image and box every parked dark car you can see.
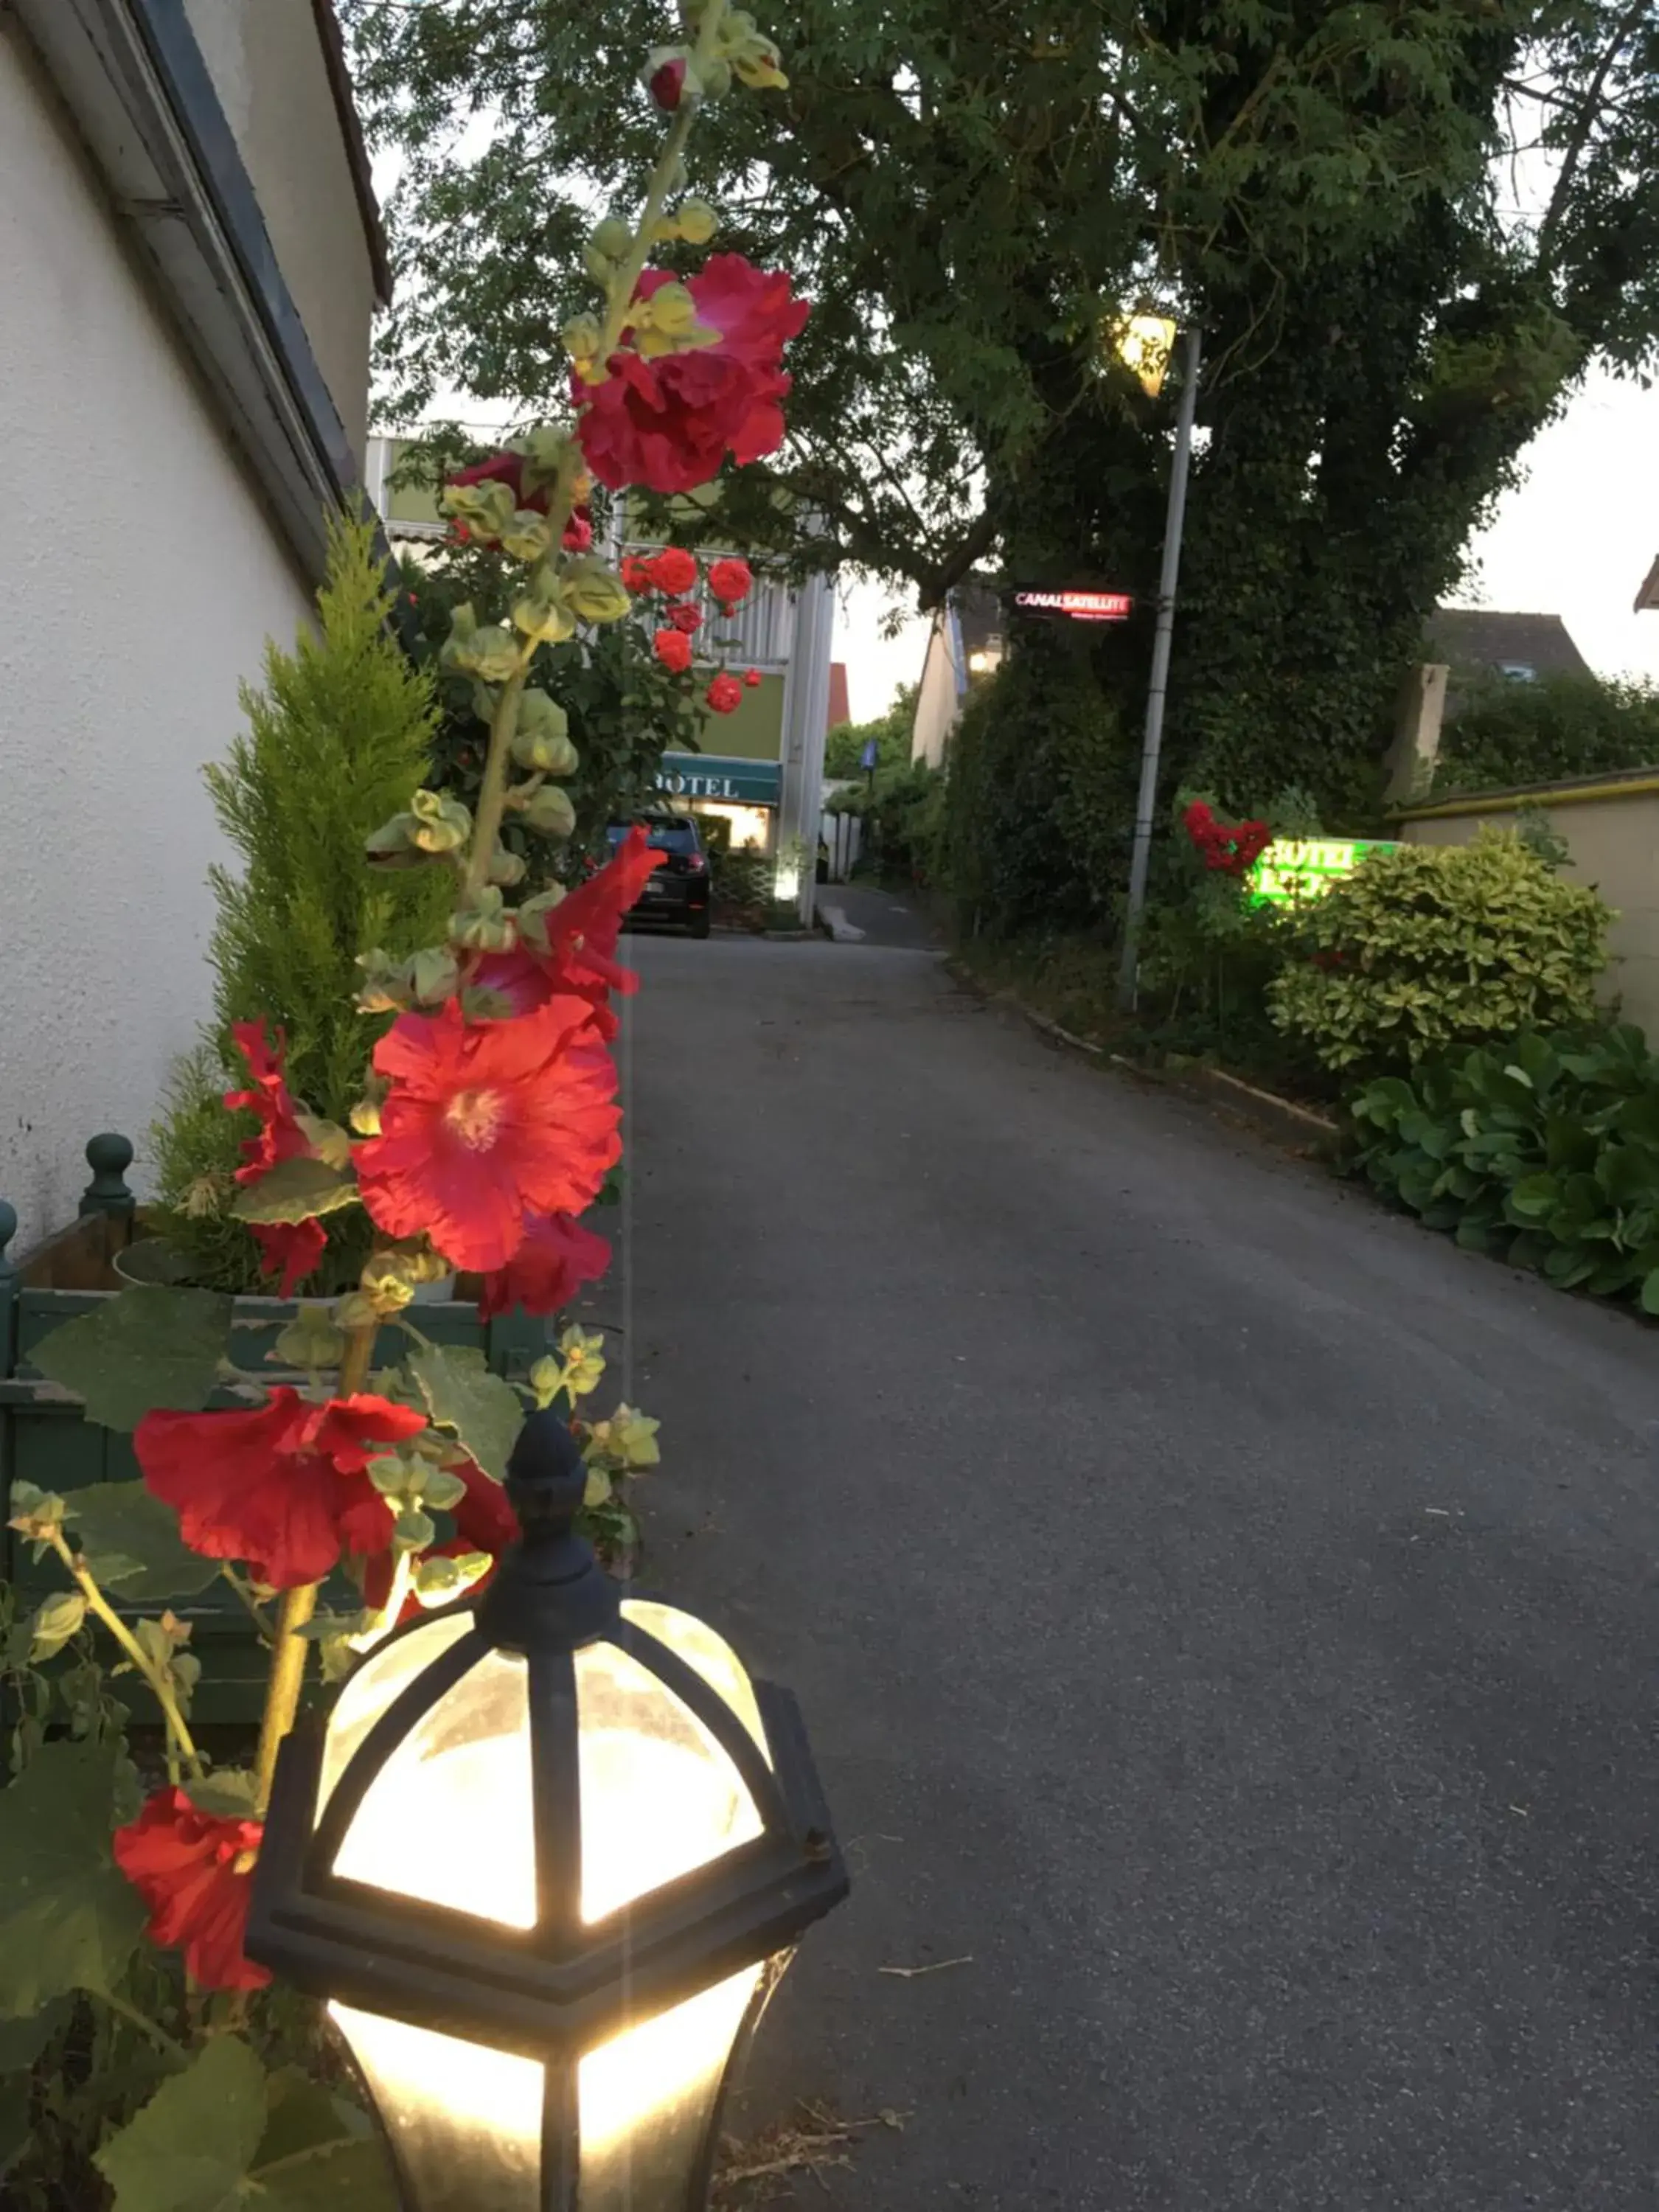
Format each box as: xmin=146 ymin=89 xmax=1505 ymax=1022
xmin=608 ymin=813 xmax=712 ymax=938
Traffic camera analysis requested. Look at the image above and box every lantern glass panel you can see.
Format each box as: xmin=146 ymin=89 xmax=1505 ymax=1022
xmin=619 ymin=1601 xmax=770 ymax=1758
xmin=574 ymin=1640 xmax=762 ymax=1922
xmin=576 ymin=1964 xmax=762 ymax=2212
xmin=333 ymin=1648 xmax=536 ymax=1927
xmin=331 ymin=2003 xmax=542 ymax=2212
xmin=319 ymin=1613 xmax=476 ymax=1809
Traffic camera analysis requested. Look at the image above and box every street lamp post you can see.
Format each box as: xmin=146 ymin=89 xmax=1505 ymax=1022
xmin=246 ymin=1411 xmax=849 ymax=2212
xmin=1116 ymin=323 xmax=1203 ymax=1012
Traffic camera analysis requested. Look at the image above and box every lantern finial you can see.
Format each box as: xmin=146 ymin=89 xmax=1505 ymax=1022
xmin=476 ymin=1408 xmax=622 ymax=1649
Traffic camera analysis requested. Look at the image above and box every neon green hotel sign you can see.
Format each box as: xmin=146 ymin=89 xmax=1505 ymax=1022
xmin=1250 ymin=837 xmax=1397 ymax=905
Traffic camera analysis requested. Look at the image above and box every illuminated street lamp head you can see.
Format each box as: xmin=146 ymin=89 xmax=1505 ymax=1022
xmin=246 ymin=1410 xmax=849 ymax=2212
xmin=1108 ymin=312 xmax=1178 ymax=397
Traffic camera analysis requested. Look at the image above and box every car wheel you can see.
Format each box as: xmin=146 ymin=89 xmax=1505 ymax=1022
xmin=687 ymin=908 xmax=712 ymax=940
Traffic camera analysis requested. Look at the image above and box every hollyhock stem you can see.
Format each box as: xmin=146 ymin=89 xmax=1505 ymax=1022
xmin=46 ymin=1534 xmax=204 ymax=1782
xmin=463 ymin=660 xmax=534 ymax=903
xmin=353 ymin=1544 xmax=414 ymax=1652
xmin=95 ymin=1987 xmax=189 ymax=2065
xmin=254 ymin=1585 xmax=316 ymax=1816
xmin=252 ymin=1312 xmax=379 ymax=1813
xmin=601 ymin=0 xmax=731 ymax=358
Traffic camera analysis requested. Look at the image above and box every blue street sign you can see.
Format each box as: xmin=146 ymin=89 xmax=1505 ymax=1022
xmin=859 ymin=737 xmax=879 ymax=770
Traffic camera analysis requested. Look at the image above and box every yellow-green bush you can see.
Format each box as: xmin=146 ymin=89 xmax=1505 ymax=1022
xmin=1268 ymin=829 xmax=1612 ymax=1073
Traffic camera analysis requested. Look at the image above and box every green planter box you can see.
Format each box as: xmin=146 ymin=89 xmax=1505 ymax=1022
xmin=0 ymin=1136 xmax=549 ymax=1725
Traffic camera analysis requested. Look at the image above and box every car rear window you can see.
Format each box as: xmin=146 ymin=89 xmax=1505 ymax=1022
xmin=608 ymin=821 xmax=699 ymax=853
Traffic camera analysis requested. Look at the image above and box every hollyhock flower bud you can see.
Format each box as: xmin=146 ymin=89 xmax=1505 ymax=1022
xmin=654 ymin=628 xmax=695 ymax=673
xmin=706 ymin=672 xmax=743 ymax=714
xmin=676 ymin=198 xmax=718 ymax=245
xmin=563 ymin=507 xmax=595 ymax=554
xmin=591 ymin=215 xmax=633 ymax=260
xmin=666 ymin=602 xmax=703 ymax=635
xmin=647 ymin=51 xmax=689 ymax=109
xmin=743 ymin=667 xmax=762 ymax=687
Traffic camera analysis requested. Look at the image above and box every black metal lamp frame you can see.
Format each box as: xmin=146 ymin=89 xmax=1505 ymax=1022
xmin=246 ymin=1411 xmax=849 ymax=2212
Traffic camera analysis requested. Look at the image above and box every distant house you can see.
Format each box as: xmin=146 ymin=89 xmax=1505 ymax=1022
xmin=1635 ymin=556 xmax=1659 ymax=613
xmin=2 ymin=0 xmax=386 ymax=1248
xmin=1425 ymin=608 xmax=1592 ymax=720
xmin=911 ymin=580 xmax=1004 ymax=768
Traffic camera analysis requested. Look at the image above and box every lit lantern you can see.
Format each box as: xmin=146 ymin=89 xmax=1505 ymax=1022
xmin=1107 ymin=312 xmax=1178 ymax=397
xmin=246 ymin=1411 xmax=849 ymax=2212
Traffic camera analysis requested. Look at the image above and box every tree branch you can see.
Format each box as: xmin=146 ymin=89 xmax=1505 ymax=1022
xmin=1537 ymin=0 xmax=1648 ymax=274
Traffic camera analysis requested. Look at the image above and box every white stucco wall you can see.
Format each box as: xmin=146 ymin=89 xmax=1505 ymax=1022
xmin=911 ymin=616 xmax=962 ymax=768
xmin=0 ymin=24 xmax=311 ymax=1255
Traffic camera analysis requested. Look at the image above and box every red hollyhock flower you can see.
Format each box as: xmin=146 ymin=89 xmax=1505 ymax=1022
xmin=706 ymin=672 xmax=743 ymax=714
xmin=114 ymin=1789 xmax=270 ymax=1992
xmin=135 ymin=1388 xmax=425 ymax=1590
xmin=743 ymin=668 xmax=762 ymax=687
xmin=707 ymin=557 xmax=754 ymax=610
xmin=449 ymin=450 xmax=549 ymax=515
xmin=470 ymin=827 xmax=664 ymax=1033
xmin=648 ymin=55 xmax=686 ymax=109
xmin=621 ymin=553 xmax=655 ymax=593
xmin=364 ymin=1455 xmax=522 ymax=1626
xmin=574 ymin=256 xmax=808 ymax=495
xmin=563 ymin=504 xmax=594 ymax=553
xmin=646 ymin=547 xmax=699 ymax=597
xmin=654 ymin=627 xmax=694 ymax=673
xmin=356 ymin=999 xmax=622 ymax=1273
xmin=479 ymin=1211 xmax=611 ymax=1321
xmin=666 ymin=601 xmax=703 ymax=635
xmin=225 ymin=1023 xmax=325 ymax=1296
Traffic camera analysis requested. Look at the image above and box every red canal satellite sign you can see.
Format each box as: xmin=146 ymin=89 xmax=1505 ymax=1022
xmin=1012 ymin=588 xmax=1133 ymax=623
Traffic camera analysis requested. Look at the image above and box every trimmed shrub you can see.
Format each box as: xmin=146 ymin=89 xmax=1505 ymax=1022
xmin=1269 ymin=829 xmax=1610 ymax=1073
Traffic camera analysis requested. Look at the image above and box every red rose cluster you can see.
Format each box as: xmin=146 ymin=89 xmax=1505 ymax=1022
xmin=1183 ymin=800 xmax=1271 ymax=878
xmin=622 ymin=546 xmax=760 ymax=713
xmin=574 ymin=254 xmax=807 ymax=495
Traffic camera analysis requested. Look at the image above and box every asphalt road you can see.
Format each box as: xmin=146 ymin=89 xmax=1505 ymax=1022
xmin=611 ymin=930 xmax=1659 ymax=2210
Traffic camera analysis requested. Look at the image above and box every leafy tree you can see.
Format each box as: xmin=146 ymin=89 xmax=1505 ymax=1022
xmin=344 ymin=0 xmax=1659 ymax=928
xmin=824 ymin=683 xmax=917 ymax=779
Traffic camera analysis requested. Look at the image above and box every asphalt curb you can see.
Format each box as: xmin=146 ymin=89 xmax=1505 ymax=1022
xmin=946 ymin=957 xmax=1341 ymax=1157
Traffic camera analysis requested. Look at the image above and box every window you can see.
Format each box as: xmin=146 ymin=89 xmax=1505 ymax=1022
xmin=1497 ymin=662 xmax=1537 ymax=682
xmin=609 ymin=820 xmax=700 ymax=853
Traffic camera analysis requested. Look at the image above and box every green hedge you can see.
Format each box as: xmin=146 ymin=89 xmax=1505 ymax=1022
xmin=1433 ymin=670 xmax=1659 ymax=796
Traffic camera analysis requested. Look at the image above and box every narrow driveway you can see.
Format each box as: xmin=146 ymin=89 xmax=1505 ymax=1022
xmin=613 ymin=931 xmax=1659 ymax=2210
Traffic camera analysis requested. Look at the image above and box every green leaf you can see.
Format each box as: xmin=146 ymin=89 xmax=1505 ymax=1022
xmin=1505 ymin=1173 xmax=1559 ymax=1224
xmin=231 ymin=1156 xmax=359 ymax=1225
xmin=0 ymin=2076 xmax=29 ymax=2182
xmin=67 ymin=1484 xmax=221 ymax=1601
xmin=184 ymin=1770 xmax=261 ymax=1820
xmin=1641 ymin=1267 xmax=1659 ymax=1318
xmin=252 ymin=2068 xmax=374 ymax=2171
xmin=256 ymin=2136 xmax=401 ymax=2212
xmin=0 ymin=1993 xmax=71 ymax=2076
xmin=29 ymin=1287 xmax=232 ymax=1432
xmin=95 ymin=2036 xmax=267 ymax=2212
xmin=0 ymin=1737 xmax=145 ymax=2014
xmin=405 ymin=1340 xmax=523 ymax=1482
